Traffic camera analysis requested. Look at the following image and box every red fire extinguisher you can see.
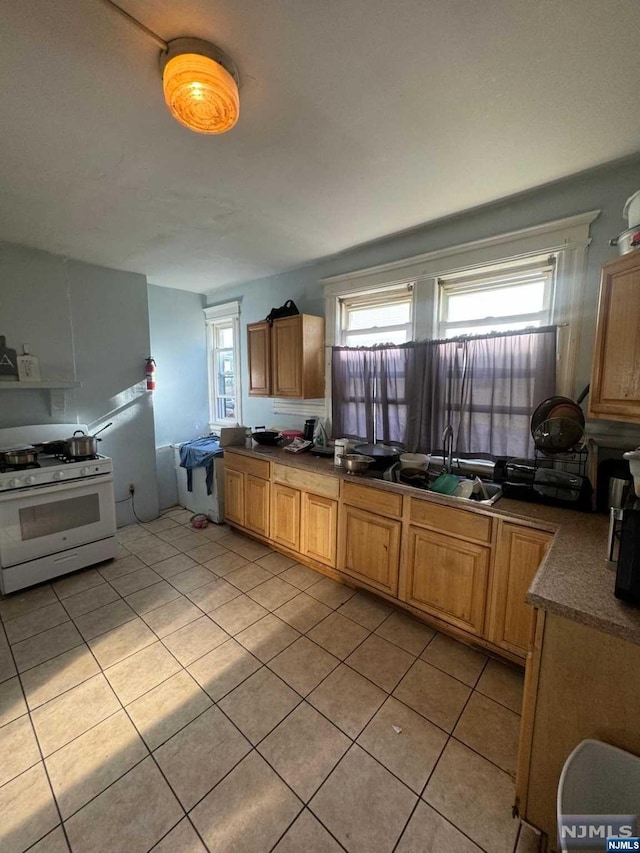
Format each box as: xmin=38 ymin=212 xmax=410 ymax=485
xmin=145 ymin=357 xmax=156 ymax=391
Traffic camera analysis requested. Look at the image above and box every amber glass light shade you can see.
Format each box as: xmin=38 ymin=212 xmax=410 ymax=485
xmin=162 ymin=52 xmax=239 ymax=134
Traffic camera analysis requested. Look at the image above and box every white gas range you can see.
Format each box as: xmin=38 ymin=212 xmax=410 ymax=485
xmin=0 ymin=423 xmax=117 ymax=594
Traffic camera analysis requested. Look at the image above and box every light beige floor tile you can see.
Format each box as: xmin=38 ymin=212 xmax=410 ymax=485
xmin=308 ymin=664 xmax=386 ymax=738
xmin=31 ymin=673 xmax=120 ymax=756
xmin=226 ymin=562 xmax=273 ymax=592
xmin=272 ymin=809 xmax=343 ymax=853
xmin=0 ymin=585 xmax=57 ymax=622
xmin=337 ymin=592 xmax=393 ymax=630
xmin=21 ymin=645 xmax=100 ymax=710
xmin=186 ymin=541 xmax=229 ymax=564
xmin=143 ymin=596 xmax=202 ymax=638
xmin=420 ymin=633 xmax=488 ymax=687
xmin=46 ymin=709 xmax=148 ymax=818
xmin=219 ymin=667 xmax=300 ymax=744
xmin=125 ymin=580 xmax=181 ymax=615
xmin=155 ymin=705 xmax=251 ymax=809
xmin=279 ymin=563 xmax=324 ymax=590
xmin=203 ymin=550 xmax=250 ymax=577
xmin=394 ymin=660 xmax=471 ymax=732
xmin=0 ymin=763 xmax=59 ymax=853
xmin=236 ymin=614 xmax=300 ymax=663
xmin=274 ymin=593 xmax=332 ymax=633
xmin=28 ymin=826 xmax=71 ymax=853
xmin=53 ymin=569 xmax=104 ymax=600
xmin=0 ymin=633 xmax=17 ymax=683
xmin=98 ymin=554 xmax=145 ymax=581
xmin=396 ymin=800 xmax=482 ymax=853
xmin=218 ymin=535 xmax=272 ymax=561
xmin=73 ymin=598 xmax=136 ymax=641
xmin=259 ymin=702 xmax=350 ymax=801
xmin=88 ymin=617 xmax=156 ymax=669
xmin=162 ymin=615 xmax=229 ymax=666
xmin=186 ymin=578 xmax=242 ymax=612
xmin=256 ymin=551 xmax=297 ymax=574
xmin=0 ymin=714 xmax=41 ymax=786
xmin=191 ymin=751 xmax=301 ymax=853
xmin=151 ymin=818 xmax=206 ymax=852
xmin=12 ymin=621 xmax=83 ymax=673
xmin=116 ymin=524 xmax=153 ymax=544
xmin=64 ymin=756 xmax=183 ymax=853
xmin=307 ymin=577 xmax=356 ymax=609
xmin=375 ymin=611 xmax=435 ymax=656
xmin=61 ymin=583 xmax=120 ymax=619
xmin=136 ymin=542 xmax=180 ymax=566
xmin=310 ymin=744 xmax=417 ymax=853
xmin=0 ymin=676 xmax=27 ymax=728
xmin=4 ymin=601 xmax=69 ymax=645
xmin=423 ymin=738 xmax=518 ymax=852
xmin=476 ymin=658 xmax=524 ymax=713
xmin=453 ymin=691 xmax=520 ymax=776
xmin=162 ymin=508 xmax=193 ymax=524
xmin=110 ymin=566 xmax=161 ymax=597
xmin=514 ymin=821 xmax=544 ymax=853
xmin=169 ymin=531 xmax=212 ymax=552
xmin=142 ymin=517 xmax=179 ymax=534
xmin=346 ymin=634 xmax=414 ymax=692
xmin=199 ymin=522 xmax=230 ymax=541
xmin=248 ymin=576 xmax=299 ymax=611
xmin=357 ymin=696 xmax=447 ymax=792
xmin=168 ymin=565 xmax=217 ymax=594
xmin=151 ymin=553 xmax=198 ymax=580
xmin=210 ymin=594 xmax=268 ymax=635
xmin=127 ymin=670 xmax=211 ymax=751
xmin=269 ymin=637 xmax=339 ymax=696
xmin=105 ymin=641 xmax=181 ymax=705
xmin=122 ymin=533 xmax=161 ymax=554
xmin=307 ymin=611 xmax=370 ymax=659
xmin=188 ymin=638 xmax=261 ymax=701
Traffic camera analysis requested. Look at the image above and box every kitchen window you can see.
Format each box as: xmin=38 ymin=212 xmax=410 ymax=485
xmin=339 ymin=285 xmax=414 ymax=346
xmin=204 ymin=302 xmax=242 ymax=428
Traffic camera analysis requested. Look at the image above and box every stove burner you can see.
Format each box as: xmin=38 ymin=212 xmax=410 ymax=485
xmin=0 ymin=461 xmax=41 ymax=473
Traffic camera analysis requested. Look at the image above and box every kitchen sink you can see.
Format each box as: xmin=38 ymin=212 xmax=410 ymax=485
xmin=444 ymin=480 xmax=503 ymax=506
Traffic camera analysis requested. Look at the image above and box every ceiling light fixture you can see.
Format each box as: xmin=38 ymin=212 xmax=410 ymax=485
xmin=96 ymin=0 xmax=240 ymax=134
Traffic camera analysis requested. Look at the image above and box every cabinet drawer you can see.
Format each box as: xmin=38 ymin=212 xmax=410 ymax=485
xmin=342 ymin=482 xmax=403 ymax=518
xmin=410 ymin=499 xmax=491 ymax=543
xmin=224 ymin=452 xmax=270 ymax=480
xmin=272 ymin=463 xmax=339 ymax=499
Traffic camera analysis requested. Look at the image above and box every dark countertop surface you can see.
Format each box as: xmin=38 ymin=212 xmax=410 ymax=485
xmin=225 ymin=445 xmax=640 ymax=645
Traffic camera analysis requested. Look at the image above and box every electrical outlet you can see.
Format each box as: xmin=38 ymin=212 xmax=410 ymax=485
xmin=128 ymin=483 xmax=135 ymax=494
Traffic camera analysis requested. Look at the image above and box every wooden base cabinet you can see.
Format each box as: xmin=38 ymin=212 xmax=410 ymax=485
xmin=339 ymin=506 xmax=401 ymax=596
xmin=271 ymin=483 xmax=301 ymax=552
xmin=244 ymin=474 xmax=270 ymax=537
xmin=224 ymin=468 xmax=244 ymax=526
xmin=301 ymin=492 xmax=337 ymax=567
xmin=402 ymin=526 xmax=490 ymax=636
xmin=223 ymin=455 xmax=270 ymax=533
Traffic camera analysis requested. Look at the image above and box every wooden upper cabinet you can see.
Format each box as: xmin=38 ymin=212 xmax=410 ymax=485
xmin=339 ymin=505 xmax=401 ymax=596
xmin=590 ymin=250 xmax=640 ymax=422
xmin=271 ymin=315 xmax=325 ymax=398
xmin=247 ymin=322 xmax=271 ymax=397
xmin=488 ymin=522 xmax=551 ymax=658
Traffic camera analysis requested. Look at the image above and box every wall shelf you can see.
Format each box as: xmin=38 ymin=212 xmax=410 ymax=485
xmin=0 ymin=380 xmax=80 ymax=416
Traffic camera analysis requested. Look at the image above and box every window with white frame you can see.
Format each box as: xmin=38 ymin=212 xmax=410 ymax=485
xmin=339 ymin=285 xmax=414 ymax=346
xmin=438 ymin=256 xmax=555 ymax=339
xmin=204 ymin=302 xmax=242 ymax=427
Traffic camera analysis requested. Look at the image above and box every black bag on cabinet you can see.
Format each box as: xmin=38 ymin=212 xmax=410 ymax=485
xmin=265 ymin=300 xmax=300 ymax=325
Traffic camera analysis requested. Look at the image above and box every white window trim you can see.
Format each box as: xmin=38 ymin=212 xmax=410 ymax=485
xmin=322 ymin=210 xmax=600 ymax=405
xmin=204 ymin=301 xmax=242 ymax=430
xmin=339 ymin=284 xmax=415 ymax=346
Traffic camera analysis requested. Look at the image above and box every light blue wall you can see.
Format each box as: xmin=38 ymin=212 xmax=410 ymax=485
xmin=207 ymin=156 xmax=640 ymax=428
xmin=148 ymin=283 xmax=209 ymax=508
xmin=0 ymin=242 xmax=159 ymax=526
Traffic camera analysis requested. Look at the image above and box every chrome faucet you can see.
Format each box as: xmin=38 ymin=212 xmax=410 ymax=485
xmin=442 ymin=424 xmax=454 ymax=474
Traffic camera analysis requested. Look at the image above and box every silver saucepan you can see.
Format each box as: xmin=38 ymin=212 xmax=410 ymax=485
xmin=66 ymin=422 xmax=113 ymax=458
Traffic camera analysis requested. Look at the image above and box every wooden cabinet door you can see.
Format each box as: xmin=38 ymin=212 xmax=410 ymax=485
xmin=590 ymin=251 xmax=640 ymax=422
xmin=224 ymin=468 xmax=244 ymax=526
xmin=339 ymin=506 xmax=401 ymax=595
xmin=271 ymin=316 xmax=303 ymax=397
xmin=247 ymin=321 xmax=271 ymax=397
xmin=403 ymin=526 xmax=490 ymax=635
xmin=271 ymin=483 xmax=301 ymax=552
xmin=488 ymin=522 xmax=551 ymax=657
xmin=301 ymin=492 xmax=337 ymax=567
xmin=244 ymin=475 xmax=270 ymax=537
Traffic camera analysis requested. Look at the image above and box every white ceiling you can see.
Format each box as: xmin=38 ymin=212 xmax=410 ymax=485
xmin=1 ymin=0 xmax=639 ymax=294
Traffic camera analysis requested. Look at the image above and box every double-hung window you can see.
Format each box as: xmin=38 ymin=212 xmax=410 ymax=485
xmin=339 ymin=285 xmax=414 ymax=346
xmin=204 ymin=302 xmax=242 ymax=428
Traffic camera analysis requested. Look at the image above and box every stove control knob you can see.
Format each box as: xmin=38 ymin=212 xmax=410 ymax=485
xmin=9 ymin=478 xmax=22 ymax=488
xmin=25 ymin=475 xmax=37 ymax=485
xmin=80 ymin=467 xmax=90 ymax=476
xmin=52 ymin=472 xmax=64 ymax=481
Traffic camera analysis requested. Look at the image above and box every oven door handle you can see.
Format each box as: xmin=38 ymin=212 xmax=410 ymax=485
xmin=0 ymin=473 xmax=114 ymax=501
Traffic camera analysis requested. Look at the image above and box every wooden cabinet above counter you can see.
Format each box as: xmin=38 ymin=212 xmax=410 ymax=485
xmin=247 ymin=314 xmax=325 ymax=398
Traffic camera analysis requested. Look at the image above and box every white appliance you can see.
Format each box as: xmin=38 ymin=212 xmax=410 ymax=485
xmin=0 ymin=424 xmax=117 ymax=594
xmin=172 ymin=443 xmax=224 ymax=523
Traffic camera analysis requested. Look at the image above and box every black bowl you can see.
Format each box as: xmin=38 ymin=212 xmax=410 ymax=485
xmin=251 ymin=431 xmax=282 ymax=446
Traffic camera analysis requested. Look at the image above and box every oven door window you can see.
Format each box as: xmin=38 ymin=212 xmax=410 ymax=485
xmin=19 ymin=494 xmax=101 ymax=541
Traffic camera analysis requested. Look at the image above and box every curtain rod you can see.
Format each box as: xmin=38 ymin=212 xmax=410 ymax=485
xmin=330 ymin=324 xmax=566 ymax=350
xmin=96 ymin=0 xmax=168 ymax=50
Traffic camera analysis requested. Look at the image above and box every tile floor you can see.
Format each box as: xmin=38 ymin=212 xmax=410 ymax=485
xmin=0 ymin=507 xmax=526 ymax=853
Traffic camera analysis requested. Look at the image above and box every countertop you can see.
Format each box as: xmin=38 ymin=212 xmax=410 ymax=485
xmin=224 ymin=445 xmax=640 ymax=646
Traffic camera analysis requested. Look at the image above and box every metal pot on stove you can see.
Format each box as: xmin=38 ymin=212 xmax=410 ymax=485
xmin=65 ymin=423 xmax=112 ymax=458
